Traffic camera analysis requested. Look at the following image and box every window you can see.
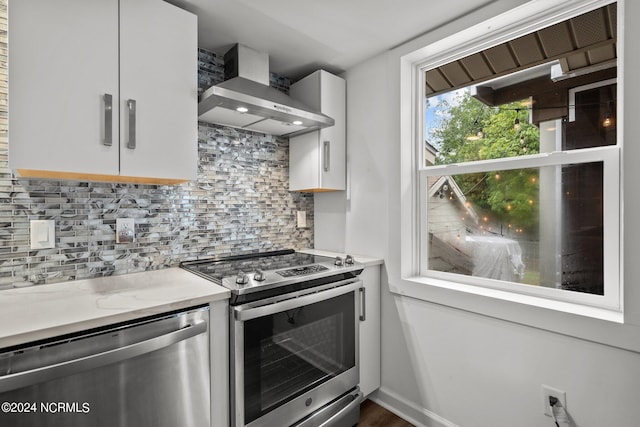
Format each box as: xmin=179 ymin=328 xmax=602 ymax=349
xmin=415 ymin=2 xmax=620 ymax=311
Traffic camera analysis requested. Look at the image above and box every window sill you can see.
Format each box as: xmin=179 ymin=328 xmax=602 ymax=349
xmin=398 ymin=276 xmax=623 ymax=323
xmin=388 ymin=276 xmax=640 ymax=353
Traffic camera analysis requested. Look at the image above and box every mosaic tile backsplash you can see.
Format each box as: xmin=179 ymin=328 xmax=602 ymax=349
xmin=0 ymin=7 xmax=314 ymax=289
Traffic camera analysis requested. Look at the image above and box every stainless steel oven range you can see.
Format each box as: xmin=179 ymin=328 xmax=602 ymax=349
xmin=181 ymin=250 xmax=365 ymax=427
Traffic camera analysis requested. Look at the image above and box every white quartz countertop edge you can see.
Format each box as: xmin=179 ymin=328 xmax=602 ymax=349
xmin=298 ymin=249 xmax=383 ymax=267
xmin=0 ymin=268 xmax=229 ymax=349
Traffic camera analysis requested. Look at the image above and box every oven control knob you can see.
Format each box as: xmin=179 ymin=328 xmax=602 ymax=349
xmin=253 ymin=270 xmax=266 ymax=282
xmin=334 ymin=256 xmax=344 ymax=266
xmin=345 ymin=255 xmax=354 ymax=265
xmin=235 ymin=272 xmax=249 ymax=285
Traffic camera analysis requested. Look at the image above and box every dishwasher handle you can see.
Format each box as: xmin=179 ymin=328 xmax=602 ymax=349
xmin=0 ymin=320 xmax=207 ymax=394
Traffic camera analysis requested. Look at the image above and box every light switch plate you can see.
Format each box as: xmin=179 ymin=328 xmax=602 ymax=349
xmin=30 ymin=220 xmax=55 ymax=249
xmin=296 ymin=211 xmax=307 ymax=228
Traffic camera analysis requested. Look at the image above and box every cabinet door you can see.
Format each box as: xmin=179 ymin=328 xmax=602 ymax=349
xmin=359 ymin=265 xmax=381 ymax=397
xmin=289 ymin=132 xmax=320 ymax=191
xmin=210 ymin=299 xmax=230 ymax=427
xmin=119 ymin=0 xmax=197 ymax=181
xmin=9 ymin=0 xmax=120 ymax=176
xmin=289 ymin=71 xmax=345 ymax=191
xmin=317 ymin=74 xmax=346 ymax=190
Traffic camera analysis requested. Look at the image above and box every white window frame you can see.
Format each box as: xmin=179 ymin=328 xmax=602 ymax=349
xmin=401 ymin=0 xmax=623 ymax=321
xmin=419 ymin=148 xmax=620 ymax=310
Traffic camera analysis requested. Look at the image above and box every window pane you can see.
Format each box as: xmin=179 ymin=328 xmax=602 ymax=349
xmin=423 ymin=4 xmax=618 ymax=167
xmin=425 ymin=94 xmax=540 ymax=165
xmin=567 ymin=83 xmax=617 ymax=149
xmin=425 ymin=77 xmax=617 ymax=166
xmin=426 ymin=162 xmax=603 ymax=295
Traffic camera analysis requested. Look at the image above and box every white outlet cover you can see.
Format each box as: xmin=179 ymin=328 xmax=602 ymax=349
xmin=542 ymin=384 xmax=567 ymax=416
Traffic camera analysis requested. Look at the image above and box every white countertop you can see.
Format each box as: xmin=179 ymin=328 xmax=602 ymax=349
xmin=0 ymin=251 xmax=381 ymax=349
xmin=0 ymin=268 xmax=229 ymax=349
xmin=299 ymin=248 xmax=383 ymax=267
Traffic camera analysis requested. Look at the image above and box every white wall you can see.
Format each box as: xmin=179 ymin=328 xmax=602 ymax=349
xmin=380 ymin=288 xmax=640 ymax=427
xmin=313 ymin=54 xmax=391 ymax=257
xmin=315 ymin=0 xmax=640 ymax=426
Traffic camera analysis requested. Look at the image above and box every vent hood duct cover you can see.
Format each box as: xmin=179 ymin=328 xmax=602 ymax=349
xmin=198 ymin=44 xmax=334 ymax=137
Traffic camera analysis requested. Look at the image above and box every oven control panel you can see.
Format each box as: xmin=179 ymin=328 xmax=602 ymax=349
xmin=276 ymin=264 xmax=329 ymax=277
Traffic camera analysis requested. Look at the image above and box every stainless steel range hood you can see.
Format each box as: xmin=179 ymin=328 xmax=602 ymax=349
xmin=198 ymin=44 xmax=334 ymax=137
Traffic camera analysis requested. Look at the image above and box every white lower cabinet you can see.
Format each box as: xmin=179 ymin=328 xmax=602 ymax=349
xmin=8 ymin=0 xmax=197 ymax=184
xmin=209 ymin=299 xmax=230 ymax=427
xmin=359 ymin=264 xmax=381 ymax=397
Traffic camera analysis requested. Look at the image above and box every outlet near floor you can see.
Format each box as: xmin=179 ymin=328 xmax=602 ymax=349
xmin=542 ymin=384 xmax=567 ymax=416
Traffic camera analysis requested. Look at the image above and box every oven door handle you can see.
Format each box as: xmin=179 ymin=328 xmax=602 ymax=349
xmin=359 ymin=286 xmax=366 ymax=321
xmin=233 ymin=281 xmax=362 ymax=321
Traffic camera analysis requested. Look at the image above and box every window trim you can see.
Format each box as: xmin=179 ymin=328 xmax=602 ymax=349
xmin=399 ymin=0 xmax=624 ymax=323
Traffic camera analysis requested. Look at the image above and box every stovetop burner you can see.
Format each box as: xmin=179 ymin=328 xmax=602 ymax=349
xmin=180 ymin=249 xmax=363 ymax=303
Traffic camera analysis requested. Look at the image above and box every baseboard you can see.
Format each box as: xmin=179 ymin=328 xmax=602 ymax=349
xmin=368 ymin=387 xmax=459 ymax=427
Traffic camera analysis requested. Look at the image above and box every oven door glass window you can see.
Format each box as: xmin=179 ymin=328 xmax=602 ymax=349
xmin=243 ymin=291 xmax=355 ymax=424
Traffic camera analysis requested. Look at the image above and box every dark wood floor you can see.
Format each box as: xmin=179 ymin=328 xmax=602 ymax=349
xmin=358 ymin=399 xmax=414 ymax=427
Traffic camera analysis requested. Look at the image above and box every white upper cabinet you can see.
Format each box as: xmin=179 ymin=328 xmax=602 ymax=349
xmin=118 ymin=0 xmax=197 ymax=181
xmin=9 ymin=0 xmax=120 ymax=177
xmin=289 ymin=71 xmax=346 ymax=192
xmin=9 ymin=0 xmax=197 ymax=184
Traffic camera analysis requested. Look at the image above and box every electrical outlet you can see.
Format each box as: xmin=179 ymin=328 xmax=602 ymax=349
xmin=542 ymin=384 xmax=566 ymax=416
xmin=116 ymin=218 xmax=135 ymax=244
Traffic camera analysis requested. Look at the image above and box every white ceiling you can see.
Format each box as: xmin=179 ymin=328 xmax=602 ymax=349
xmin=166 ymin=0 xmax=499 ymax=80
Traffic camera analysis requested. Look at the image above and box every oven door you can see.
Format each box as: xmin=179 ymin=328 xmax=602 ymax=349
xmin=231 ymin=279 xmax=362 ymax=427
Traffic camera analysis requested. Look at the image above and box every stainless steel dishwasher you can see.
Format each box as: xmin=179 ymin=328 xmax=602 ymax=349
xmin=0 ymin=305 xmax=210 ymax=427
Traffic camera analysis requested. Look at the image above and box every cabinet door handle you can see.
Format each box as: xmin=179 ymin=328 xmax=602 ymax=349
xmin=127 ymin=99 xmax=136 ymax=149
xmin=323 ymin=140 xmax=330 ymax=172
xmin=103 ymin=94 xmax=113 ymax=146
xmin=359 ymin=286 xmax=366 ymax=321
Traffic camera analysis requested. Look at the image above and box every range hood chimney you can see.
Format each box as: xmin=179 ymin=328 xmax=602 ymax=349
xmin=198 ymin=44 xmax=334 ymax=137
